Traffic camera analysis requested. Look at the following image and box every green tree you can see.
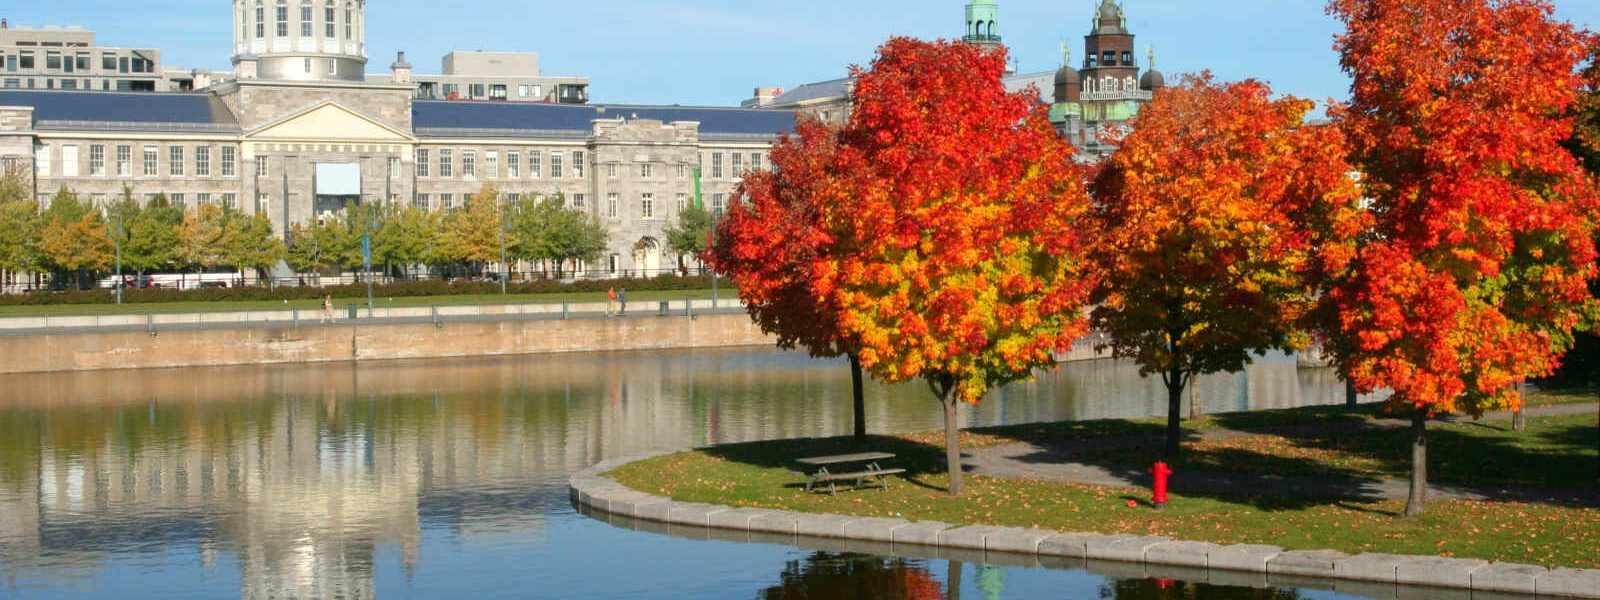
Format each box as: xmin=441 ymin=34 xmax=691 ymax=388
xmin=38 ymin=188 xmax=114 ymax=288
xmin=287 ymin=221 xmax=333 ymax=275
xmin=375 ymin=203 xmax=438 ymax=278
xmin=0 ymin=176 xmax=40 ymax=280
xmin=222 ymin=210 xmax=287 ymax=285
xmin=664 ymin=205 xmax=712 ymax=269
xmin=123 ymin=194 xmax=180 ymax=276
xmin=547 ymin=202 xmax=608 ymax=276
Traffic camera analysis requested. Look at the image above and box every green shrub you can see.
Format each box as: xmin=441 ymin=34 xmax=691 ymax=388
xmin=0 ymin=275 xmax=719 ymax=306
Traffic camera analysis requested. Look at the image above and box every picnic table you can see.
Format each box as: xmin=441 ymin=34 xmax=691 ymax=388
xmin=796 ymin=452 xmax=906 ymax=495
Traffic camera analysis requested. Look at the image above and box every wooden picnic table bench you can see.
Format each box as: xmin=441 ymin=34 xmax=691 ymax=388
xmin=796 ymin=452 xmax=906 ymax=495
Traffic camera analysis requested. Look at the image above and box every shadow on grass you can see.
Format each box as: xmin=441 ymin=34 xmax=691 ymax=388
xmin=700 ymin=434 xmax=956 ymax=494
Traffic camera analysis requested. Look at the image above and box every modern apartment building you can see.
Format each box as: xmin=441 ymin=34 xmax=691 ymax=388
xmin=0 ymin=1 xmax=792 ymax=280
xmin=0 ymin=20 xmax=165 ymax=92
xmin=369 ymin=51 xmax=590 ymax=104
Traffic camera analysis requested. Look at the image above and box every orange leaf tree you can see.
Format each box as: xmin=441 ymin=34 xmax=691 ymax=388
xmin=1324 ymin=0 xmax=1600 ymax=515
xmin=714 ymin=118 xmax=876 ymax=438
xmin=820 ymin=38 xmax=1096 ymax=496
xmin=1092 ymin=74 xmax=1364 ymax=462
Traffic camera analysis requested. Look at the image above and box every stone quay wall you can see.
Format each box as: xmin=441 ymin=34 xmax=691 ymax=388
xmin=0 ymin=311 xmax=773 ymax=374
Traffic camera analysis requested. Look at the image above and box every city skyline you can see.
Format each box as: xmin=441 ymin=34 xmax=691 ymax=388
xmin=9 ymin=0 xmax=1597 ymax=107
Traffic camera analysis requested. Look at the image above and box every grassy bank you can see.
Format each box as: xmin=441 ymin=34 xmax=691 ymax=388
xmin=0 ymin=288 xmax=728 ymax=317
xmin=609 ymin=402 xmax=1600 ymax=570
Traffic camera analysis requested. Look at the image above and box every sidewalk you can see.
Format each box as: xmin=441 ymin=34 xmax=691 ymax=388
xmin=966 ymin=402 xmax=1598 ymax=507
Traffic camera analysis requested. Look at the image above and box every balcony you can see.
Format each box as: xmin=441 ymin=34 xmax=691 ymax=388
xmin=1079 ymin=89 xmax=1152 ymax=102
xmin=962 ymin=34 xmax=1002 ymax=44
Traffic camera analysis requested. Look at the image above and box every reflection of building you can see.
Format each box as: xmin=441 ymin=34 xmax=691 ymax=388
xmin=0 ymin=0 xmax=790 ymax=278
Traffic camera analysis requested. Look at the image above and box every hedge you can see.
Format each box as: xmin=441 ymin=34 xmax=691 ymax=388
xmin=0 ymin=275 xmax=721 ymax=306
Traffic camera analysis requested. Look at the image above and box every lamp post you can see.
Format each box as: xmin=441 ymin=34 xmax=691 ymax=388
xmin=499 ymin=193 xmax=508 ymax=295
xmin=363 ymin=217 xmax=374 ymax=317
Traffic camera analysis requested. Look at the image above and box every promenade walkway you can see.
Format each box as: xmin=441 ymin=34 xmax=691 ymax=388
xmin=967 ymin=403 xmax=1599 ymax=507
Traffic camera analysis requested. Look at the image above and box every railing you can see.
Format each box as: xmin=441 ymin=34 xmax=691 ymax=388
xmin=1078 ymin=89 xmax=1153 ymax=102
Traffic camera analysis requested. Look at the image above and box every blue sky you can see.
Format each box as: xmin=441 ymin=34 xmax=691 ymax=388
xmin=10 ymin=0 xmax=1600 ymax=106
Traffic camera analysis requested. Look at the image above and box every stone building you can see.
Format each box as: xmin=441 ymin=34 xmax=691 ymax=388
xmin=0 ymin=0 xmax=793 ymax=281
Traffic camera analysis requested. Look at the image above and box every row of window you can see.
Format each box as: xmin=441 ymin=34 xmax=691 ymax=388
xmin=84 ymin=192 xmax=240 ymax=210
xmin=248 ymin=0 xmax=357 ymax=41
xmin=35 ymin=144 xmax=238 ymax=178
xmin=415 ymin=82 xmax=545 ymax=101
xmin=0 ymin=52 xmax=155 ymax=74
xmin=416 ymin=149 xmax=586 ymax=180
xmin=2 ymin=78 xmax=157 ymax=91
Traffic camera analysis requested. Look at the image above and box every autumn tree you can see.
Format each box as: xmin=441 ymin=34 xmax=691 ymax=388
xmin=441 ymin=185 xmax=504 ymax=276
xmin=38 ymin=188 xmax=114 ymax=288
xmin=819 ymin=38 xmax=1096 ymax=495
xmin=175 ymin=203 xmax=226 ymax=277
xmin=714 ymin=118 xmax=880 ymax=438
xmin=1324 ymin=0 xmax=1600 ymax=515
xmin=1091 ymin=75 xmax=1362 ymax=461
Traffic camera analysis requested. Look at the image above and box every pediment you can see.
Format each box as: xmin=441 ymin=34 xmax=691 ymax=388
xmin=246 ymin=101 xmax=413 ymax=142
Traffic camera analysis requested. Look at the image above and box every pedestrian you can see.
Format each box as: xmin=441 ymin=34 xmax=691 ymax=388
xmin=619 ymin=288 xmax=628 ymax=316
xmin=321 ymin=293 xmax=334 ymax=323
xmin=606 ymin=287 xmax=617 ymax=317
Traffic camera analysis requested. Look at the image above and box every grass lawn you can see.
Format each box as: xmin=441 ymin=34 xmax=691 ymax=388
xmin=0 ymin=289 xmax=727 ymax=317
xmin=611 ymin=399 xmax=1600 ymax=569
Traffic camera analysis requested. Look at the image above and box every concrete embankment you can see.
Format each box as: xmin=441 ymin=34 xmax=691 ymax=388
xmin=0 ymin=311 xmax=774 ymax=374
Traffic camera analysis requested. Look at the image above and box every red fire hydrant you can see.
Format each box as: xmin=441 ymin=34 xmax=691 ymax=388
xmin=1150 ymin=462 xmax=1173 ymax=510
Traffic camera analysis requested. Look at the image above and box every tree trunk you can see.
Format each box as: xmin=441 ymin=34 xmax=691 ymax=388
xmin=1513 ymin=407 xmax=1526 ymax=432
xmin=1404 ymin=410 xmax=1428 ymax=517
xmin=1345 ymin=379 xmax=1359 ymax=411
xmin=849 ymin=353 xmax=866 ymax=440
xmin=935 ymin=380 xmax=965 ymax=497
xmin=1164 ymin=370 xmax=1185 ymax=462
xmin=946 ymin=560 xmax=964 ymax=600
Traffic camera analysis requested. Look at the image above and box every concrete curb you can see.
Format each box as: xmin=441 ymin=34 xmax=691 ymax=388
xmin=570 ymin=453 xmax=1600 ymax=599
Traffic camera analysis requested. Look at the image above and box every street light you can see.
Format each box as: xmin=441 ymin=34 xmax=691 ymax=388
xmin=499 ymin=193 xmax=508 ymax=295
xmin=113 ymin=214 xmax=124 ymax=305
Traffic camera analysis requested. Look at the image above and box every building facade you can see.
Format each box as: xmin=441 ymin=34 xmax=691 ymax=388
xmin=0 ymin=1 xmax=791 ymax=280
xmin=0 ymin=21 xmax=168 ymax=93
xmin=367 ymin=51 xmax=590 ymax=104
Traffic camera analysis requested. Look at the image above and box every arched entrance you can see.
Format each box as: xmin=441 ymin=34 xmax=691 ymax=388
xmin=634 ymin=237 xmax=662 ymax=277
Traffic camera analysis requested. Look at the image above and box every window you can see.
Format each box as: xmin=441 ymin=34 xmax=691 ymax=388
xmin=573 ymin=151 xmax=586 ymax=178
xmin=170 ymin=193 xmax=185 ymax=208
xmin=256 ymin=156 xmax=269 ymax=177
xmin=731 ymin=153 xmax=744 ymax=177
xmin=61 ymin=146 xmax=78 ymax=177
xmin=506 ymin=151 xmax=519 ymax=178
xmin=195 ymin=146 xmax=211 ymax=177
xmin=18 ymin=53 xmax=34 ymax=70
xmin=441 ymin=193 xmax=455 ymax=211
xmin=304 ymin=58 xmax=312 ymax=74
xmin=102 ymin=55 xmax=117 ymax=71
xmin=324 ymin=2 xmax=336 ymax=37
xmin=1103 ymin=51 xmax=1115 ymax=66
xmin=641 ymin=193 xmax=654 ymax=219
xmin=571 ymin=193 xmax=585 ymax=208
xmin=712 ymin=193 xmax=725 ymax=214
xmin=1122 ymin=51 xmax=1133 ymax=65
xmin=388 ymin=156 xmax=400 ymax=178
xmin=550 ymin=152 xmax=563 ymax=178
xmin=606 ymin=163 xmax=617 ymax=179
xmin=439 ymin=149 xmax=453 ymax=177
xmin=640 ymin=163 xmax=653 ymax=178
xmin=485 ymin=151 xmax=498 ymax=178
xmin=257 ymin=192 xmax=269 ymax=212
xmin=678 ymin=163 xmax=689 ymax=179
xmin=276 ymin=1 xmax=289 ymax=37
xmin=414 ymin=193 xmax=430 ymax=210
xmin=1087 ymin=54 xmax=1098 ymax=68
xmin=462 ymin=150 xmax=476 ymax=178
xmin=221 ymin=146 xmax=236 ymax=177
xmin=115 ymin=145 xmax=132 ymax=176
xmin=194 ymin=193 xmax=209 ymax=206
xmin=327 ymin=60 xmax=337 ymax=76
xmin=34 ymin=145 xmax=50 ymax=177
xmin=256 ymin=3 xmax=266 ymax=37
xmin=345 ymin=7 xmax=353 ymax=39
xmin=676 ymin=193 xmax=688 ymax=213
xmin=489 ymin=84 xmax=506 ymax=100
xmin=169 ymin=146 xmax=184 ymax=176
xmin=142 ymin=146 xmax=158 ymax=176
xmin=751 ymin=153 xmax=763 ymax=172
xmin=507 ymin=193 xmax=520 ymax=205
xmin=46 ymin=53 xmax=62 ymax=71
xmin=528 ymin=151 xmax=541 ymax=178
xmin=711 ymin=153 xmax=723 ymax=179
xmin=415 ymin=149 xmax=429 ymax=177
xmin=517 ymin=85 xmax=530 ymax=97
xmin=300 ymin=2 xmax=313 ymax=37
xmin=221 ymin=193 xmax=237 ymax=210
xmin=606 ymin=193 xmax=619 ymax=219
xmin=608 ymin=254 xmax=618 ymax=274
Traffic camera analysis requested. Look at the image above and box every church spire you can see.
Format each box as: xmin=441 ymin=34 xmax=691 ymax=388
xmin=963 ymin=0 xmax=1001 ymax=50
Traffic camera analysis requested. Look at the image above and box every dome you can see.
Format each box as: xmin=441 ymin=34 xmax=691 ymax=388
xmin=1140 ymin=69 xmax=1165 ymax=90
xmin=1097 ymin=0 xmax=1125 ymax=22
xmin=1054 ymin=65 xmax=1082 ymax=104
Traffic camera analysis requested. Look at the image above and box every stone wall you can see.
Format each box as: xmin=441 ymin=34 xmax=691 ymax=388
xmin=0 ymin=312 xmax=773 ymax=374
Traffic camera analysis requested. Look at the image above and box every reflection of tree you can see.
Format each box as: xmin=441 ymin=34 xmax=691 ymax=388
xmin=759 ymin=552 xmax=945 ymax=600
xmin=1098 ymin=579 xmax=1306 ymax=599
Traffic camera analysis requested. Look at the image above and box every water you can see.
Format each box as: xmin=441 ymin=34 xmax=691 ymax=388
xmin=0 ymin=348 xmax=1397 ymax=599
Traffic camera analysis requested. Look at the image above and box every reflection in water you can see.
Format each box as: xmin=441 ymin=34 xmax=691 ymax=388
xmin=759 ymin=552 xmax=945 ymax=600
xmin=0 ymin=349 xmax=1363 ymax=599
xmin=1097 ymin=578 xmax=1307 ymax=599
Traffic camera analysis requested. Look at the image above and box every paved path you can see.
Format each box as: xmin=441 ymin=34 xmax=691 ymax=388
xmin=967 ymin=402 xmax=1598 ymax=507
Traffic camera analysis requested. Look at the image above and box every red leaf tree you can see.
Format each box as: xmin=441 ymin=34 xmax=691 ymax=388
xmin=1091 ymin=74 xmax=1364 ymax=462
xmin=1324 ymin=0 xmax=1600 ymax=515
xmin=714 ymin=118 xmax=875 ymax=439
xmin=820 ymin=38 xmax=1097 ymax=496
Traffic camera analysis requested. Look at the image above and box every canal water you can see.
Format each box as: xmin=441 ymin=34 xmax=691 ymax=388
xmin=0 ymin=348 xmax=1400 ymax=599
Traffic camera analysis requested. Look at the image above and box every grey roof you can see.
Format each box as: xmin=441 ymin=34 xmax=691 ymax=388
xmin=0 ymin=90 xmax=239 ymax=133
xmin=767 ymin=78 xmax=852 ymax=107
xmin=1003 ymin=70 xmax=1055 ymax=103
xmin=413 ymin=101 xmax=796 ymax=141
